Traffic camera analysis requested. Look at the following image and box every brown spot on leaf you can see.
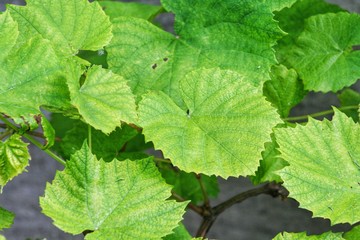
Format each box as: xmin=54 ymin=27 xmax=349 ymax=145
xmin=152 ymin=63 xmax=157 ymax=69
xmin=163 ymin=57 xmax=168 ymax=62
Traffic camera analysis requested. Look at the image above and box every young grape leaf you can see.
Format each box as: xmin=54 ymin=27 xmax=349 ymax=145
xmin=287 ymin=12 xmax=360 ymax=92
xmin=338 ymin=89 xmax=360 ymax=122
xmin=251 ymin=134 xmax=288 ymax=185
xmin=263 ymin=65 xmax=307 ymax=118
xmin=8 ymin=0 xmax=112 ymax=56
xmin=162 ymin=224 xmax=192 ymax=240
xmin=40 ymin=143 xmax=187 ymax=239
xmin=60 ymin=121 xmax=138 ymax=161
xmin=67 ymin=65 xmax=137 ymax=134
xmin=273 ymin=231 xmax=344 ymax=240
xmin=275 ymin=110 xmax=360 ymax=225
xmin=0 ymin=11 xmax=18 ymax=62
xmin=344 ymin=225 xmax=360 ymax=240
xmin=159 ymin=163 xmax=219 ymax=204
xmin=0 ymin=207 xmax=14 ymax=230
xmin=139 ymin=68 xmax=280 ymax=178
xmin=0 ymin=134 xmax=30 ymax=188
xmin=107 ymin=0 xmax=284 ymax=105
xmin=99 ymin=1 xmax=163 ymax=21
xmin=274 ymin=0 xmax=344 ymax=64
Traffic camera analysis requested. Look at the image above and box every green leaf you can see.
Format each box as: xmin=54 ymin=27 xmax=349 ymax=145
xmin=139 ymin=68 xmax=280 ymax=178
xmin=286 ymin=12 xmax=360 ymax=92
xmin=40 ymin=143 xmax=187 ymax=239
xmin=264 ymin=0 xmax=297 ymax=11
xmin=107 ymin=0 xmax=284 ymax=105
xmin=344 ymin=225 xmax=360 ymax=240
xmin=0 ymin=35 xmax=72 ymax=122
xmin=159 ymin=163 xmax=219 ymax=204
xmin=0 ymin=235 xmax=5 ymax=240
xmin=275 ymin=110 xmax=360 ymax=225
xmin=60 ymin=121 xmax=138 ymax=161
xmin=162 ymin=224 xmax=191 ymax=240
xmin=40 ymin=114 xmax=56 ymax=149
xmin=0 ymin=134 xmax=30 ymax=187
xmin=273 ymin=231 xmax=344 ymax=240
xmin=0 ymin=11 xmax=18 ymax=62
xmin=8 ymin=0 xmax=112 ymax=56
xmin=263 ymin=65 xmax=307 ymax=118
xmin=0 ymin=207 xmax=15 ymax=230
xmin=67 ymin=65 xmax=137 ymax=134
xmin=77 ymin=49 xmax=108 ymax=68
xmin=99 ymin=1 xmax=163 ymax=21
xmin=251 ymin=134 xmax=288 ymax=185
xmin=274 ymin=0 xmax=344 ymax=64
xmin=338 ymin=89 xmax=360 ymax=122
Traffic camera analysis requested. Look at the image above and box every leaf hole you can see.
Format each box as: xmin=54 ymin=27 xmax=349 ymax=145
xmin=152 ymin=63 xmax=157 ymax=70
xmin=163 ymin=57 xmax=168 ymax=62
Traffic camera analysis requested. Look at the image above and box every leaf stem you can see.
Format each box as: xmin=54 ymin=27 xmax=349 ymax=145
xmin=0 ymin=115 xmax=66 ymax=166
xmin=196 ymin=174 xmax=210 ymax=206
xmin=0 ymin=129 xmax=13 ymax=140
xmin=283 ymin=105 xmax=358 ymax=122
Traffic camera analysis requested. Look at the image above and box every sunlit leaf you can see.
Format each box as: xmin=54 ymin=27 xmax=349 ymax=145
xmin=0 ymin=206 xmax=14 ymax=230
xmin=273 ymin=231 xmax=344 ymax=240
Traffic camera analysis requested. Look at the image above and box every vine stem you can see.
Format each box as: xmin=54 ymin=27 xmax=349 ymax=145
xmin=283 ymin=105 xmax=358 ymax=122
xmin=196 ymin=174 xmax=210 ymax=206
xmin=0 ymin=115 xmax=66 ymax=166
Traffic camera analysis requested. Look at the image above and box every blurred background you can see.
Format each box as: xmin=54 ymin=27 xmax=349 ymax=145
xmin=0 ymin=0 xmax=359 ymax=239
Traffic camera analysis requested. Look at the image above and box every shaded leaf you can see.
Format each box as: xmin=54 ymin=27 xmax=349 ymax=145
xmin=8 ymin=0 xmax=112 ymax=56
xmin=275 ymin=0 xmax=344 ymax=64
xmin=287 ymin=12 xmax=360 ymax=92
xmin=139 ymin=68 xmax=280 ymax=178
xmin=159 ymin=163 xmax=219 ymax=204
xmin=107 ymin=0 xmax=284 ymax=105
xmin=0 ymin=206 xmax=14 ymax=230
xmin=67 ymin=65 xmax=137 ymax=134
xmin=338 ymin=89 xmax=360 ymax=122
xmin=162 ymin=224 xmax=192 ymax=240
xmin=273 ymin=231 xmax=344 ymax=240
xmin=263 ymin=65 xmax=307 ymax=118
xmin=40 ymin=143 xmax=187 ymax=239
xmin=99 ymin=1 xmax=163 ymax=21
xmin=344 ymin=225 xmax=360 ymax=240
xmin=275 ymin=110 xmax=360 ymax=224
xmin=0 ymin=134 xmax=30 ymax=187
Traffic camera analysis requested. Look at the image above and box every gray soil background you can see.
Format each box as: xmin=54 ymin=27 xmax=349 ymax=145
xmin=0 ymin=0 xmax=359 ymax=239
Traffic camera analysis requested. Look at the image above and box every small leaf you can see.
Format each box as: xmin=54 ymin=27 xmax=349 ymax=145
xmin=139 ymin=68 xmax=280 ymax=178
xmin=338 ymin=89 xmax=360 ymax=122
xmin=162 ymin=224 xmax=192 ymax=240
xmin=99 ymin=1 xmax=163 ymax=21
xmin=287 ymin=12 xmax=360 ymax=92
xmin=40 ymin=143 xmax=187 ymax=239
xmin=8 ymin=0 xmax=112 ymax=55
xmin=273 ymin=231 xmax=344 ymax=240
xmin=275 ymin=110 xmax=360 ymax=224
xmin=67 ymin=65 xmax=137 ymax=134
xmin=0 ymin=134 xmax=30 ymax=187
xmin=263 ymin=65 xmax=307 ymax=118
xmin=159 ymin=163 xmax=219 ymax=204
xmin=0 ymin=206 xmax=15 ymax=230
xmin=251 ymin=134 xmax=288 ymax=185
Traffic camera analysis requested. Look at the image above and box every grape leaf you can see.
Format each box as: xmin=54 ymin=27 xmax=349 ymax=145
xmin=107 ymin=0 xmax=284 ymax=105
xmin=0 ymin=11 xmax=18 ymax=62
xmin=275 ymin=110 xmax=360 ymax=224
xmin=273 ymin=231 xmax=344 ymax=240
xmin=40 ymin=143 xmax=187 ymax=239
xmin=286 ymin=12 xmax=360 ymax=92
xmin=0 ymin=235 xmax=5 ymax=240
xmin=60 ymin=121 xmax=138 ymax=161
xmin=263 ymin=65 xmax=307 ymax=118
xmin=159 ymin=163 xmax=219 ymax=204
xmin=139 ymin=68 xmax=280 ymax=178
xmin=264 ymin=0 xmax=297 ymax=11
xmin=274 ymin=0 xmax=344 ymax=65
xmin=0 ymin=207 xmax=14 ymax=230
xmin=338 ymin=89 xmax=360 ymax=122
xmin=8 ymin=0 xmax=112 ymax=56
xmin=344 ymin=225 xmax=360 ymax=240
xmin=67 ymin=65 xmax=137 ymax=134
xmin=0 ymin=134 xmax=30 ymax=187
xmin=99 ymin=1 xmax=163 ymax=21
xmin=251 ymin=134 xmax=288 ymax=185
